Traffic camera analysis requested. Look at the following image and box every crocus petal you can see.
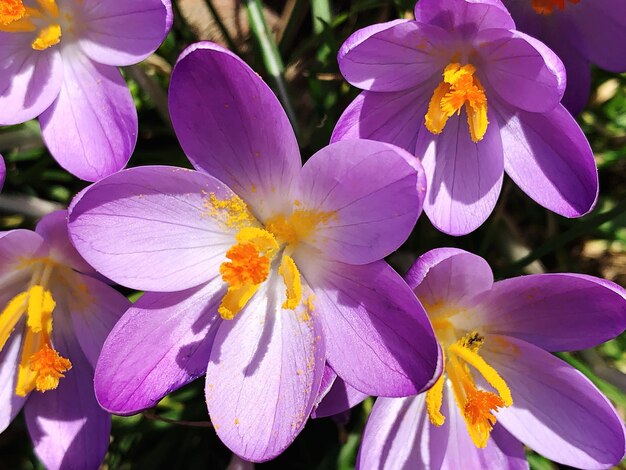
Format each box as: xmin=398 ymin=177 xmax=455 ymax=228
xmin=414 ymin=0 xmax=515 ymax=34
xmin=169 ymin=42 xmax=300 ymax=217
xmin=35 ymin=210 xmax=96 ymax=276
xmin=497 ymin=103 xmax=598 ymax=217
xmin=331 ymin=87 xmax=433 ymax=154
xmin=478 ymin=28 xmax=565 ymax=113
xmin=0 ymin=328 xmax=27 ymax=434
xmin=95 ymin=279 xmax=222 ymax=414
xmin=313 ymin=369 xmax=368 ymax=418
xmin=0 ymin=155 xmax=5 ymax=190
xmin=416 ymin=111 xmax=504 ymax=236
xmin=0 ymin=34 xmax=63 ymax=125
xmin=562 ymin=0 xmax=626 ymax=72
xmin=69 ymin=274 xmax=130 ymax=369
xmin=404 ymin=248 xmax=494 ymax=304
xmin=472 ymin=274 xmax=626 ymax=352
xmin=303 ymin=259 xmax=441 ymax=397
xmin=339 ymin=20 xmax=450 ymax=92
xmin=78 ymin=0 xmax=173 ymax=66
xmin=39 ymin=48 xmax=136 ymax=182
xmin=25 ymin=320 xmax=110 ymax=470
xmin=206 ymin=271 xmax=325 ymax=462
xmin=68 ymin=166 xmax=237 ymax=292
xmin=0 ymin=230 xmax=47 ymax=279
xmin=357 ymin=396 xmax=430 ymax=469
xmin=484 ymin=335 xmax=626 ymax=469
xmin=296 ymin=139 xmax=425 ymax=265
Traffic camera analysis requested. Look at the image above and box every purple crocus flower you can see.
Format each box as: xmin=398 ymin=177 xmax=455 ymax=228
xmin=501 ymin=0 xmax=626 ymax=115
xmin=333 ymin=0 xmax=598 ymax=236
xmin=66 ymin=42 xmax=441 ymax=462
xmin=0 ymin=0 xmax=172 ymax=181
xmin=0 ymin=210 xmax=130 ymax=470
xmin=355 ymin=248 xmax=626 ymax=469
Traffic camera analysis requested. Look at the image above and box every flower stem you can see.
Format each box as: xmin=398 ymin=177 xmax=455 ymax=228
xmin=244 ymin=0 xmax=300 ymax=137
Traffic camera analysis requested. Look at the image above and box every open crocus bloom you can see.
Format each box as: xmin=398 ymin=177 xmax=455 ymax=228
xmin=333 ymin=0 xmax=598 ymax=236
xmin=67 ymin=42 xmax=441 ymax=462
xmin=501 ymin=0 xmax=626 ymax=115
xmin=0 ymin=210 xmax=130 ymax=470
xmin=0 ymin=0 xmax=172 ymax=181
xmin=357 ymin=248 xmax=626 ymax=469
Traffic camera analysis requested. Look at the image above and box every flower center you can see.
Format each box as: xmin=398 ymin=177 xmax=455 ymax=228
xmin=425 ymin=312 xmax=512 ymax=448
xmin=531 ymin=0 xmax=580 ymax=14
xmin=208 ymin=193 xmax=335 ymax=320
xmin=0 ymin=0 xmax=63 ymax=51
xmin=425 ymin=63 xmax=489 ymax=143
xmin=0 ymin=259 xmax=72 ymax=396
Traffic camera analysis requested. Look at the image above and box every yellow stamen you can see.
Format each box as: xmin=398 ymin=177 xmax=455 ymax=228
xmin=531 ymin=0 xmax=579 ymax=15
xmin=218 ymin=227 xmax=278 ymax=319
xmin=29 ymin=342 xmax=72 ymax=392
xmin=425 ymin=63 xmax=488 ymax=143
xmin=0 ymin=0 xmax=25 ymax=25
xmin=31 ymin=23 xmax=61 ymax=51
xmin=426 ymin=372 xmax=446 ymax=426
xmin=265 ymin=209 xmax=336 ymax=247
xmin=278 ymin=255 xmax=302 ymax=309
xmin=448 ymin=342 xmax=512 ymax=407
xmin=0 ymin=292 xmax=28 ymax=351
xmin=26 ymin=285 xmax=55 ymax=333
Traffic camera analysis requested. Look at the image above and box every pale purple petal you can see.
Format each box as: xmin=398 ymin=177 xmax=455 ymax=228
xmin=303 ymin=259 xmax=441 ymax=397
xmin=405 ymin=248 xmax=494 ymax=305
xmin=95 ymin=279 xmax=222 ymax=414
xmin=471 ymin=274 xmax=626 ymax=352
xmin=416 ymin=111 xmax=504 ymax=236
xmin=295 ymin=139 xmax=425 ymax=265
xmin=313 ymin=369 xmax=368 ymax=418
xmin=331 ymin=87 xmax=434 ymax=154
xmin=357 ymin=396 xmax=429 ymax=469
xmin=0 ymin=230 xmax=47 ymax=278
xmin=562 ymin=0 xmax=626 ymax=72
xmin=68 ymin=166 xmax=236 ymax=292
xmin=40 ymin=48 xmax=136 ymax=182
xmin=497 ymin=103 xmax=598 ymax=217
xmin=414 ymin=0 xmax=515 ymax=35
xmin=339 ymin=20 xmax=450 ymax=92
xmin=69 ymin=274 xmax=130 ymax=368
xmin=0 ymin=327 xmax=27 ymax=434
xmin=35 ymin=210 xmax=96 ymax=276
xmin=25 ymin=319 xmax=110 ymax=470
xmin=477 ymin=28 xmax=565 ymax=113
xmin=78 ymin=0 xmax=173 ymax=66
xmin=0 ymin=34 xmax=63 ymax=125
xmin=206 ymin=271 xmax=325 ymax=462
xmin=484 ymin=335 xmax=626 ymax=469
xmin=169 ymin=42 xmax=300 ymax=217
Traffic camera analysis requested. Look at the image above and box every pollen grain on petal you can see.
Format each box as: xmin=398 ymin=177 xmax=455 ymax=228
xmin=204 ymin=192 xmax=256 ymax=230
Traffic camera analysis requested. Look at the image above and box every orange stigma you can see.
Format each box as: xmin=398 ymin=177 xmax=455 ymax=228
xmin=29 ymin=343 xmax=72 ymax=392
xmin=463 ymin=388 xmax=505 ymax=445
xmin=425 ymin=63 xmax=488 ymax=143
xmin=531 ymin=0 xmax=580 ymax=14
xmin=0 ymin=0 xmax=25 ymax=25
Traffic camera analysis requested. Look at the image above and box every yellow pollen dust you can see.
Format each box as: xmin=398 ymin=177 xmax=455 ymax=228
xmin=205 ymin=192 xmax=255 ymax=229
xmin=425 ymin=63 xmax=489 ymax=143
xmin=0 ymin=281 xmax=72 ymax=397
xmin=265 ymin=209 xmax=336 ymax=247
xmin=426 ymin=329 xmax=512 ymax=448
xmin=0 ymin=0 xmax=26 ymax=25
xmin=531 ymin=0 xmax=580 ymax=15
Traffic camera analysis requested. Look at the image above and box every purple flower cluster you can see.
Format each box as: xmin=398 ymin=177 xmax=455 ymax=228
xmin=0 ymin=0 xmax=625 ymax=469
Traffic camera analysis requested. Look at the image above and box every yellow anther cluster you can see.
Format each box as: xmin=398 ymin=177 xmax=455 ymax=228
xmin=425 ymin=63 xmax=488 ymax=143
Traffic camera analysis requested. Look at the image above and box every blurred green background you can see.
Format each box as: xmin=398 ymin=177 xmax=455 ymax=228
xmin=0 ymin=0 xmax=624 ymax=468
